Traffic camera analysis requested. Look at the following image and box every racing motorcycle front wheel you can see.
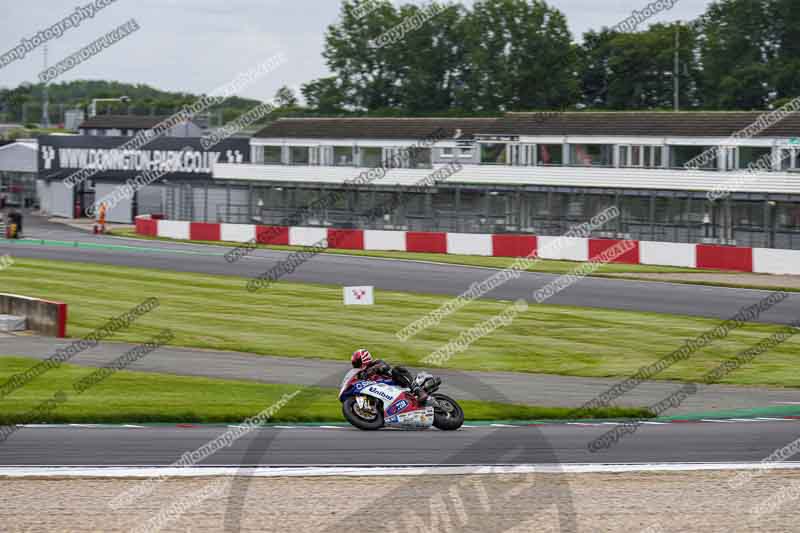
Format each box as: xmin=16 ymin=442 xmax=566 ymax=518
xmin=342 ymin=396 xmax=384 ymax=430
xmin=432 ymin=393 xmax=464 ymax=430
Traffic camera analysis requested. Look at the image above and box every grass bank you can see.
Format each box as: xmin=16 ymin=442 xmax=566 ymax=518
xmin=0 ymin=356 xmax=651 ymax=423
xmin=1 ymin=258 xmax=799 ymax=387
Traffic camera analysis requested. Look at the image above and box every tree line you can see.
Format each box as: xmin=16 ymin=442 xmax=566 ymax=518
xmin=2 ymin=0 xmax=798 ymax=128
xmin=300 ymin=0 xmax=800 ymax=113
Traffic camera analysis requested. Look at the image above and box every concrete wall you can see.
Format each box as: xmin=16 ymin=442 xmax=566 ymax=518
xmin=36 ymin=180 xmax=50 ymax=213
xmin=95 ymin=183 xmax=133 ymax=223
xmin=48 ymin=181 xmax=74 ymax=218
xmin=0 ymin=142 xmax=37 ymax=172
xmin=0 ymin=293 xmax=67 ymax=337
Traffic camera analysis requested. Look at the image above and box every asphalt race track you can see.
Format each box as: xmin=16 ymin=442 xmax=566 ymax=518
xmin=2 ymin=217 xmax=799 ymax=470
xmin=1 ymin=216 xmax=798 ymax=324
xmin=1 ymin=421 xmax=798 ymax=466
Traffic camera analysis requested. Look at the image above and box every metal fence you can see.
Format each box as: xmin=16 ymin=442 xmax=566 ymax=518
xmin=158 ymin=181 xmax=800 ymax=250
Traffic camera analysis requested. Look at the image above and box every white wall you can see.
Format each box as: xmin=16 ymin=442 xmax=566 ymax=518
xmin=36 ymin=180 xmax=50 ymax=213
xmin=364 ymin=229 xmax=406 ymax=251
xmin=753 ymin=248 xmax=800 ymax=275
xmin=537 ymin=236 xmax=589 ymax=261
xmin=289 ymin=226 xmax=327 ymax=246
xmin=640 ymin=241 xmax=696 ymax=268
xmin=95 ymin=183 xmax=133 ymax=223
xmin=221 ymin=223 xmax=256 ymax=243
xmin=158 ymin=220 xmax=190 ymax=240
xmin=48 ymin=181 xmax=74 ymax=218
xmin=447 ymin=233 xmax=493 ymax=256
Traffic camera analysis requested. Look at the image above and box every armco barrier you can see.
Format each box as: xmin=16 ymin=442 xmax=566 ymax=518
xmin=753 ymin=248 xmax=800 ymax=275
xmin=329 ymin=229 xmax=364 ymax=250
xmin=290 ymin=226 xmax=327 ymax=246
xmin=134 ymin=217 xmax=800 ymax=275
xmin=538 ymin=236 xmax=589 ymax=261
xmin=640 ymin=241 xmax=696 ymax=268
xmin=364 ymin=229 xmax=406 ymax=251
xmin=221 ymin=223 xmax=256 ymax=243
xmin=256 ymin=225 xmax=290 ymax=245
xmin=447 ymin=233 xmax=493 ymax=256
xmin=492 ymin=235 xmax=537 ymax=258
xmin=0 ymin=293 xmax=67 ymax=338
xmin=406 ymin=231 xmax=447 ymax=254
xmin=589 ymin=239 xmax=640 ymax=264
xmin=697 ymin=244 xmax=753 ymax=272
xmin=190 ymin=222 xmax=221 ymax=242
xmin=135 ymin=215 xmax=157 ymax=237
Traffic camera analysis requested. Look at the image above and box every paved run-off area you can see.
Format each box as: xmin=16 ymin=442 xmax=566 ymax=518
xmin=2 ymin=471 xmax=799 ymax=532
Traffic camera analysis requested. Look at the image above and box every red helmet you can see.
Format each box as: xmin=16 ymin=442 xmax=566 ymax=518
xmin=351 ymin=348 xmax=373 ymax=369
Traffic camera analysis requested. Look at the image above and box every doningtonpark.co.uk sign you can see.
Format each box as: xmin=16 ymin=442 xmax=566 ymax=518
xmin=41 ymin=146 xmax=245 ymax=174
xmin=37 ymin=136 xmax=251 ymax=177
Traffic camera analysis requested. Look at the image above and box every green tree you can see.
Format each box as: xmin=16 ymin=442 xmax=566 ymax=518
xmin=274 ymin=85 xmax=299 ymax=108
xmin=767 ymin=0 xmax=800 ymax=101
xmin=322 ymin=0 xmax=404 ymax=110
xmin=602 ymin=23 xmax=700 ymax=110
xmin=697 ymin=0 xmax=775 ymax=109
xmin=459 ymin=0 xmax=579 ymax=111
xmin=301 ymin=77 xmax=347 ymax=113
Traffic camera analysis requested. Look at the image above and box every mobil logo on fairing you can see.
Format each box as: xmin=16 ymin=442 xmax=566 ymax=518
xmin=367 ymin=386 xmax=395 ymax=402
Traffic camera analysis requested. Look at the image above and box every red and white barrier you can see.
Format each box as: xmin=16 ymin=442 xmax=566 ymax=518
xmin=135 ymin=216 xmax=800 ymax=276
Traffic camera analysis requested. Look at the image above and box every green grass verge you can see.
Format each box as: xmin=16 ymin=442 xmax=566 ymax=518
xmin=2 ymin=258 xmax=799 ymax=388
xmin=108 ymin=227 xmax=706 ymax=275
xmin=0 ymin=356 xmax=651 ymax=423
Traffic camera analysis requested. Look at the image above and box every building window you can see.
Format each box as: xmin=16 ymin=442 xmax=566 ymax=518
xmin=570 ymin=144 xmax=613 ymax=166
xmin=619 ymin=145 xmax=663 ymax=168
xmin=481 ymin=143 xmax=508 ymax=164
xmin=739 ymin=147 xmax=773 ymax=171
xmin=441 ymin=147 xmax=454 ymax=158
xmin=333 ymin=146 xmax=354 ymax=166
xmin=537 ymin=144 xmax=563 ymax=165
xmin=361 ymin=147 xmax=382 ymax=168
xmin=779 ymin=148 xmax=799 ymax=171
xmin=671 ymin=145 xmax=717 ymax=170
xmin=458 ymin=147 xmax=473 ymax=158
xmin=290 ymin=146 xmax=310 ymax=165
xmin=264 ymin=146 xmax=282 ymax=164
xmin=408 ymin=147 xmax=432 ymax=168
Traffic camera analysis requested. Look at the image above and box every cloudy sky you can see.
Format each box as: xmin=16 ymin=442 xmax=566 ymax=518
xmin=0 ymin=0 xmax=713 ymax=102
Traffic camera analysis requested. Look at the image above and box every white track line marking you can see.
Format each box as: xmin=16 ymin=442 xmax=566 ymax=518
xmin=319 ymin=426 xmax=345 ymax=429
xmin=122 ymin=425 xmax=145 ymax=428
xmin=701 ymin=419 xmax=738 ymax=423
xmin=639 ymin=421 xmax=669 ymax=425
xmin=4 ymin=463 xmax=800 ymax=478
xmin=490 ymin=424 xmax=517 ymax=427
xmin=756 ymin=417 xmax=790 ymax=421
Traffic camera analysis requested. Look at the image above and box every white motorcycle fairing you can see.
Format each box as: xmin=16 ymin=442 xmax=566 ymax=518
xmin=360 ymin=382 xmax=434 ymax=429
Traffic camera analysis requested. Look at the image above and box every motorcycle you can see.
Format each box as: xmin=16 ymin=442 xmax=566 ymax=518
xmin=338 ymin=367 xmax=464 ymax=431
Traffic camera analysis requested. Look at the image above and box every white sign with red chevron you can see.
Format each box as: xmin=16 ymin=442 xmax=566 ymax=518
xmin=344 ymin=286 xmax=374 ymax=306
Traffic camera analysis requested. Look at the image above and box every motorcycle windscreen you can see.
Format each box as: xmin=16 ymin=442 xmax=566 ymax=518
xmin=338 ymin=368 xmax=361 ymax=398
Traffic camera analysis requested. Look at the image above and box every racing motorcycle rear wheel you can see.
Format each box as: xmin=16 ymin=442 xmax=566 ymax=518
xmin=432 ymin=393 xmax=464 ymax=430
xmin=342 ymin=396 xmax=384 ymax=430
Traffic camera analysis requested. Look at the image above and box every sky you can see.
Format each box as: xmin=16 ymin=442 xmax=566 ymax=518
xmin=0 ymin=0 xmax=714 ymax=103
